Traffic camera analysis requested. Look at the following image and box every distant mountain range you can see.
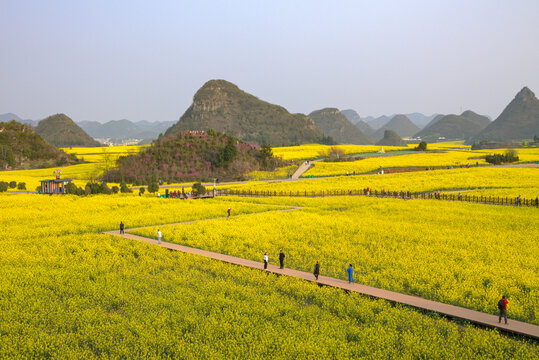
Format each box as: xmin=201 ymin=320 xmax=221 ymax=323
xmin=340 ymin=109 xmax=361 ymax=124
xmin=359 ymin=113 xmax=441 ymax=130
xmin=414 ymin=111 xmax=490 ymax=142
xmin=165 ymin=80 xmax=329 ymax=146
xmin=3 ymin=85 xmax=536 ymax=149
xmin=372 ymin=114 xmax=420 ymax=140
xmin=78 ymin=119 xmax=175 ymax=140
xmin=0 ymin=113 xmax=175 ymax=143
xmin=309 ymin=108 xmax=374 ymax=145
xmin=0 ymin=113 xmax=38 ymax=126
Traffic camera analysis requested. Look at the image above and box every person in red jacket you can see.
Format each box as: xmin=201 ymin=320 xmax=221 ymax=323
xmin=498 ymin=295 xmax=508 ymax=324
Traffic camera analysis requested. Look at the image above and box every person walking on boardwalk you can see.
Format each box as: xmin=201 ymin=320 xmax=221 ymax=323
xmin=227 ymin=207 xmax=231 ymax=218
xmin=157 ymin=229 xmax=162 ymax=245
xmin=119 ymin=221 xmax=124 ymax=234
xmin=347 ymin=264 xmax=354 ymax=283
xmin=498 ymin=295 xmax=508 ymax=324
xmin=263 ymin=252 xmax=269 ymax=270
xmin=279 ymin=250 xmax=285 ymax=269
xmin=314 ymin=261 xmax=320 ymax=280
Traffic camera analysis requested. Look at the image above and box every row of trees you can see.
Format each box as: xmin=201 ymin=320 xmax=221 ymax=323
xmin=0 ymin=181 xmax=26 ymax=192
xmin=485 ymin=150 xmax=519 ymax=165
xmin=64 ymin=182 xmax=133 ymax=196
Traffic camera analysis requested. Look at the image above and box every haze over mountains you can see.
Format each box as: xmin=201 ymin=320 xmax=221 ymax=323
xmin=414 ymin=111 xmax=490 ymax=142
xmin=308 ymin=108 xmax=374 ymax=145
xmin=78 ymin=120 xmax=175 ymax=141
xmin=372 ymin=115 xmax=421 ymax=140
xmin=2 ymin=84 xmax=537 ymax=148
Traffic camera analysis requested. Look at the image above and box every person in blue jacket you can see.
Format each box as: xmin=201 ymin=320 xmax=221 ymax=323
xmin=347 ymin=264 xmax=354 ymax=283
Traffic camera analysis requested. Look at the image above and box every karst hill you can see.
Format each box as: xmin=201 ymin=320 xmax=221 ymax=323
xmin=308 ymin=108 xmax=374 ymax=145
xmin=0 ymin=120 xmax=78 ymax=170
xmin=372 ymin=114 xmax=420 ymax=140
xmin=376 ymin=129 xmax=407 ymax=146
xmin=104 ymin=130 xmax=284 ymax=184
xmin=471 ymin=87 xmax=539 ymax=143
xmin=36 ymin=114 xmax=101 ymax=148
xmin=415 ymin=111 xmax=490 ymax=141
xmin=165 ymin=80 xmax=327 ymax=146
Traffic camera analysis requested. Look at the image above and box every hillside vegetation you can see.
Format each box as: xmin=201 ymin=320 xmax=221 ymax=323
xmin=165 ymin=80 xmax=329 ymax=146
xmin=376 ymin=129 xmax=407 ymax=146
xmin=471 ymin=87 xmax=539 ymax=142
xmin=373 ymin=114 xmax=420 ymax=140
xmin=309 ymin=108 xmax=374 ymax=144
xmin=0 ymin=120 xmax=78 ymax=170
xmin=36 ymin=114 xmax=101 ymax=148
xmin=415 ymin=111 xmax=490 ymax=141
xmin=105 ymin=130 xmax=284 ymax=184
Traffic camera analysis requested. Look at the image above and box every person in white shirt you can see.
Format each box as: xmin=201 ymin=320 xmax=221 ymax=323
xmin=263 ymin=252 xmax=268 ymax=270
xmin=157 ymin=229 xmax=162 ymax=244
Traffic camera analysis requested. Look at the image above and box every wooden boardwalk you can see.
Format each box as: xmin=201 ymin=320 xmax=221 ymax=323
xmin=105 ymin=224 xmax=539 ymax=340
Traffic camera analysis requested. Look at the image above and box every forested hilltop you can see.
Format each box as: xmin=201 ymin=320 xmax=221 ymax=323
xmin=0 ymin=120 xmax=79 ymax=170
xmin=104 ymin=130 xmax=284 ymax=184
xmin=36 ymin=113 xmax=101 ymax=147
xmin=308 ymin=108 xmax=374 ymax=144
xmin=165 ymin=80 xmax=331 ymax=146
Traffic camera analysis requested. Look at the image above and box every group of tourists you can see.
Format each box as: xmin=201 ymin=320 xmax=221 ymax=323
xmin=118 ymin=214 xmax=513 ymax=326
xmin=261 ymin=251 xmax=355 ymax=283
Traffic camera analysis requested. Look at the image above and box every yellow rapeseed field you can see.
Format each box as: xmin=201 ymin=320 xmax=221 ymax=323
xmin=273 ymin=144 xmax=409 ymax=160
xmin=2 ymin=193 xmax=536 ymax=357
xmin=223 ymin=167 xmax=539 ymax=198
xmin=134 ymin=196 xmax=539 ymax=324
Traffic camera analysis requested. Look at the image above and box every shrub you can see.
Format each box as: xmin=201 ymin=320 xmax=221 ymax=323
xmin=9 ymin=181 xmax=17 ymax=188
xmin=120 ymin=183 xmax=132 ymax=193
xmin=99 ymin=182 xmax=112 ymax=195
xmin=139 ymin=187 xmax=146 ymax=195
xmin=192 ymin=182 xmax=206 ymax=196
xmin=148 ymin=182 xmax=159 ymax=193
xmin=0 ymin=181 xmax=8 ymax=192
xmin=111 ymin=186 xmax=119 ymax=194
xmin=65 ymin=182 xmax=83 ymax=195
xmin=17 ymin=182 xmax=26 ymax=190
xmin=415 ymin=141 xmax=427 ymax=151
xmin=485 ymin=150 xmax=519 ymax=165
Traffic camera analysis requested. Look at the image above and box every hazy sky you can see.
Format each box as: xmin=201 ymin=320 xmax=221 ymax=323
xmin=1 ymin=0 xmax=538 ymax=122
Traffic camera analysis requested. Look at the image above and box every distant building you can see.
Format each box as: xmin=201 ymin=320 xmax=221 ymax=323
xmin=40 ymin=178 xmax=72 ymax=194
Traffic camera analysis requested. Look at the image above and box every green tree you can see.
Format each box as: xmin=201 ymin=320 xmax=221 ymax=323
xmin=0 ymin=181 xmax=8 ymax=192
xmin=0 ymin=145 xmax=15 ymax=167
xmin=17 ymin=182 xmax=26 ymax=190
xmin=192 ymin=182 xmax=206 ymax=196
xmin=415 ymin=141 xmax=427 ymax=151
xmin=148 ymin=182 xmax=159 ymax=193
xmin=120 ymin=183 xmax=132 ymax=193
xmin=223 ymin=137 xmax=238 ymax=163
xmin=9 ymin=181 xmax=16 ymax=189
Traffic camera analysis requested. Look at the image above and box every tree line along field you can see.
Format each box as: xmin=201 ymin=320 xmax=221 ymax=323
xmin=0 ymin=193 xmax=537 ymax=358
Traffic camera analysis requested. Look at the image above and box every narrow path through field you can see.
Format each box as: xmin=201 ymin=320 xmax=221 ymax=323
xmin=104 ymin=211 xmax=539 ymax=340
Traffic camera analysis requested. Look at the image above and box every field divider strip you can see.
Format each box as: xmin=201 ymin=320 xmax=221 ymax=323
xmin=104 ymin=218 xmax=539 ymax=340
